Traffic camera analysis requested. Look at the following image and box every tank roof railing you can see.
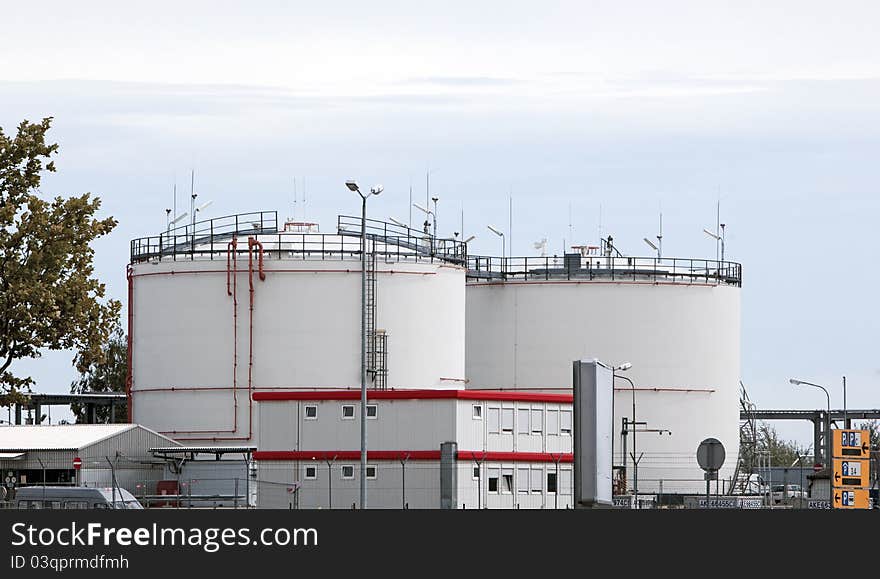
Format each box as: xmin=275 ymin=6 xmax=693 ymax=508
xmin=130 ymin=211 xmax=279 ymax=262
xmin=337 ymin=215 xmax=467 ymax=265
xmin=130 ymin=212 xmax=467 ymax=266
xmin=466 ymin=254 xmax=742 ymax=286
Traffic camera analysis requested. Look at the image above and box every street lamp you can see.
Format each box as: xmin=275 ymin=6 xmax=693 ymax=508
xmin=643 ymin=237 xmax=659 ymax=258
xmin=346 ymin=179 xmax=383 ymax=509
xmin=413 ymin=202 xmax=436 ymax=255
xmin=703 ymin=225 xmax=726 ymax=263
xmin=612 ymin=362 xmax=640 ymax=508
xmin=487 ymin=225 xmax=505 ymax=260
xmin=789 ymin=378 xmax=832 ymax=506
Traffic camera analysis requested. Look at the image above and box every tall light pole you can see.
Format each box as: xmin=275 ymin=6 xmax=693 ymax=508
xmin=346 ymin=179 xmax=383 ymax=509
xmin=703 ymin=228 xmax=725 ymax=263
xmin=487 ymin=225 xmax=505 ymax=261
xmin=790 ymin=378 xmax=832 ymax=506
xmin=613 ymin=363 xmax=638 ymax=507
xmin=413 ymin=202 xmax=436 ymax=255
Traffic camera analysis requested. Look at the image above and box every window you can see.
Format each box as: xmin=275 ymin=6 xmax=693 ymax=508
xmin=501 ymin=408 xmax=514 ymax=433
xmin=547 ymin=409 xmax=559 ymax=435
xmin=560 ymin=469 xmax=573 ymax=494
xmin=488 ymin=407 xmax=500 ymax=433
xmin=560 ymin=410 xmax=572 ymax=435
xmin=341 ymin=465 xmax=354 ymax=479
xmin=547 ymin=472 xmax=558 ymax=494
xmin=488 ymin=468 xmax=500 ymax=493
xmin=366 ymin=465 xmax=377 ymax=479
xmin=501 ymin=469 xmax=514 ymax=494
xmin=342 ymin=405 xmax=355 ymax=419
xmin=366 ymin=405 xmax=378 ymax=419
xmin=304 ymin=405 xmax=317 ymax=420
xmin=517 ymin=408 xmax=530 ymax=434
xmin=472 ymin=404 xmax=482 ymax=420
xmin=531 ymin=409 xmax=543 ymax=434
xmin=517 ymin=468 xmax=529 ymax=494
xmin=473 ymin=466 xmax=480 ymax=480
xmin=304 ymin=466 xmax=317 ymax=480
xmin=64 ymin=501 xmax=89 ymax=509
xmin=531 ymin=469 xmax=543 ymax=494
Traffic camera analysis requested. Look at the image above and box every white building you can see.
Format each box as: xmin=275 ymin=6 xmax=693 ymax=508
xmin=127 ymin=212 xmax=742 ymax=507
xmin=0 ymin=423 xmax=177 ymax=499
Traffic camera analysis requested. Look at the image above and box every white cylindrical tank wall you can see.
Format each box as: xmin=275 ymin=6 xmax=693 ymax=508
xmin=465 ymin=280 xmax=741 ymax=495
xmin=130 ymin=231 xmax=466 ymax=445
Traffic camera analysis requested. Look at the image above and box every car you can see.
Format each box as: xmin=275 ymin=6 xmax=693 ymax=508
xmin=770 ymin=484 xmax=806 ymax=503
xmin=11 ymin=486 xmax=143 ymax=509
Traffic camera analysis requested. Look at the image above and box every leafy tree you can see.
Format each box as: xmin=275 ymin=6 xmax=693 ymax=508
xmin=757 ymin=423 xmax=804 ymax=467
xmin=0 ymin=117 xmax=120 ymax=405
xmin=70 ymin=324 xmax=127 ymax=423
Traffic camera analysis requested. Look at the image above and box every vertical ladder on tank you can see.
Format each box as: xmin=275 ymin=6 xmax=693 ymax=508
xmin=364 ymin=241 xmax=388 ymax=389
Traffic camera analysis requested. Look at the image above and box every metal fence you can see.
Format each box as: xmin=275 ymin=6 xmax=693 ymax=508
xmin=466 ymin=254 xmax=742 ymax=286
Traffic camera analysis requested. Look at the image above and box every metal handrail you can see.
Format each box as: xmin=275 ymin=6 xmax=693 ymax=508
xmin=465 ymin=255 xmax=742 ymax=286
xmin=131 ymin=216 xmax=469 ymax=267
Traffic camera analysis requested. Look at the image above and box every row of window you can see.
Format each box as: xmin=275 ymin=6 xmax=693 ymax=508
xmin=472 ymin=466 xmax=572 ymax=495
xmin=475 ymin=406 xmax=572 ymax=436
xmin=303 ymin=464 xmax=377 ymax=480
xmin=303 ymin=404 xmax=377 ymax=420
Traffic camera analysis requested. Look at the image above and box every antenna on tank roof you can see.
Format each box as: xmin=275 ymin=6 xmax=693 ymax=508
xmin=408 ymin=180 xmax=413 ymax=229
xmin=292 ymin=177 xmax=298 ymax=220
xmin=568 ymin=202 xmax=573 ymax=249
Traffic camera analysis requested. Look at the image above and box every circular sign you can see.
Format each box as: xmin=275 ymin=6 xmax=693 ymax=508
xmin=813 ymin=462 xmax=823 ymax=472
xmin=73 ymin=457 xmax=82 ymax=470
xmin=696 ymin=438 xmax=726 ymax=472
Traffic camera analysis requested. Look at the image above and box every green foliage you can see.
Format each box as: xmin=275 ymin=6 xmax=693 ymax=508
xmin=0 ymin=117 xmax=120 ymax=405
xmin=70 ymin=324 xmax=127 ymax=423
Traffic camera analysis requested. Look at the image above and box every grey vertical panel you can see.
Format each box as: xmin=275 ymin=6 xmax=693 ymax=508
xmin=440 ymin=441 xmax=457 ymax=509
xmin=573 ymin=359 xmax=613 ymax=507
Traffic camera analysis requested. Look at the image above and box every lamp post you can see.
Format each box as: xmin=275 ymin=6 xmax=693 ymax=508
xmin=789 ymin=378 xmax=832 ymax=506
xmin=612 ymin=363 xmax=638 ymax=507
xmin=703 ymin=227 xmax=725 ymax=263
xmin=346 ymin=180 xmax=383 ymax=509
xmin=487 ymin=225 xmax=505 ymax=262
xmin=413 ymin=202 xmax=436 ymax=255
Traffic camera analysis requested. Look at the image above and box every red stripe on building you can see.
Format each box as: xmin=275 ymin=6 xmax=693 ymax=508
xmin=254 ymin=450 xmax=441 ymax=461
xmin=253 ymin=450 xmax=573 ymax=463
xmin=252 ymin=389 xmax=574 ymax=403
xmin=457 ymin=451 xmax=573 ymax=463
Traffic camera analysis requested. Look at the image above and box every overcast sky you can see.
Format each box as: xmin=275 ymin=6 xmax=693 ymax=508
xmin=3 ymin=1 xmax=879 ymax=445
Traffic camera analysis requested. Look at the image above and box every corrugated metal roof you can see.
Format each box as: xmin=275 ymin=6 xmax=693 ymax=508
xmin=0 ymin=424 xmax=138 ymax=451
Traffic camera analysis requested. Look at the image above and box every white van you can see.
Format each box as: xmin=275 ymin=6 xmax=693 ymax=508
xmin=12 ymin=486 xmax=143 ymax=509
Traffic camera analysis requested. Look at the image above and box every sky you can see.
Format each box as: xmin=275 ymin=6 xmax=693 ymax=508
xmin=2 ymin=1 xmax=879 ymax=445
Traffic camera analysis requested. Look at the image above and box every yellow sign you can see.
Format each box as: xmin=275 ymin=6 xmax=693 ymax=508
xmin=832 ymin=488 xmax=870 ymax=510
xmin=832 ymin=459 xmax=870 ymax=488
xmin=832 ymin=429 xmax=871 ymax=460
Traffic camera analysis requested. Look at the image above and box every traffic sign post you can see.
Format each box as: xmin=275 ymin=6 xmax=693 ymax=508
xmin=832 ymin=459 xmax=869 ymax=488
xmin=696 ymin=438 xmax=725 ymax=509
xmin=832 ymin=429 xmax=870 ymax=460
xmin=832 ymin=488 xmax=870 ymax=510
xmin=831 ymin=430 xmax=871 ymax=510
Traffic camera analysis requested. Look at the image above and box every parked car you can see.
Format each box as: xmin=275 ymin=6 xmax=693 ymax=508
xmin=12 ymin=486 xmax=143 ymax=509
xmin=770 ymin=484 xmax=806 ymax=503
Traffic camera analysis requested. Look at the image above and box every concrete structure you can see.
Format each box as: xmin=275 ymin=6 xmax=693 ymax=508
xmin=466 ymin=253 xmax=742 ymax=494
xmin=126 ymin=211 xmax=743 ymax=506
xmin=129 ymin=213 xmax=467 ymax=444
xmin=0 ymin=424 xmax=177 ymax=500
xmin=253 ymin=390 xmax=573 ymax=509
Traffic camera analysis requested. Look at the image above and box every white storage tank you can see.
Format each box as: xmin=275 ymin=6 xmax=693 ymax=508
xmin=465 ymin=252 xmax=742 ymax=495
xmin=128 ymin=212 xmax=467 ymax=445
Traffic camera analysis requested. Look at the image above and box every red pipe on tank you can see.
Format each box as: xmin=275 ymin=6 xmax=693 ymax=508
xmin=125 ymin=264 xmax=133 ymax=423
